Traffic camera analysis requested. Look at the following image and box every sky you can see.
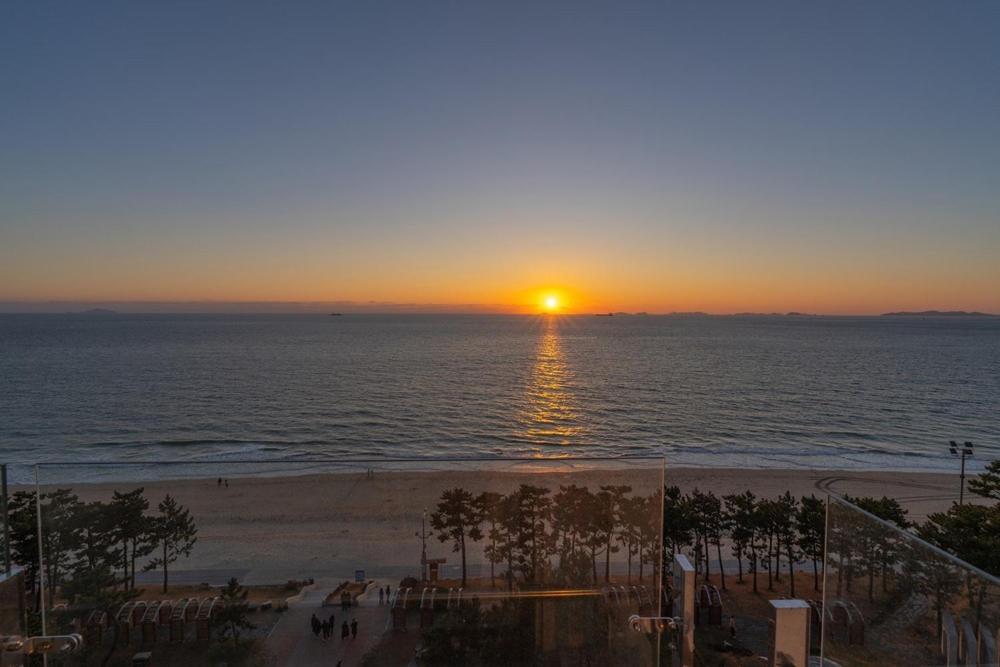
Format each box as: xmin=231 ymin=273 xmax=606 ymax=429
xmin=2 ymin=1 xmax=998 ymax=314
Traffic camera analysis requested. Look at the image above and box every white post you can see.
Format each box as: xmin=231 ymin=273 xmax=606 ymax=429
xmin=769 ymin=599 xmax=810 ymax=667
xmin=673 ymin=553 xmax=695 ymax=667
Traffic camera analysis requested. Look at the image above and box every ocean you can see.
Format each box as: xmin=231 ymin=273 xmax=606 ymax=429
xmin=1 ymin=313 xmax=997 ymax=477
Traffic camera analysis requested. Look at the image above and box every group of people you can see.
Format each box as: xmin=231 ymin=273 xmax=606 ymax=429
xmin=311 ymin=613 xmax=358 ymax=641
xmin=377 ymin=584 xmax=392 ymax=605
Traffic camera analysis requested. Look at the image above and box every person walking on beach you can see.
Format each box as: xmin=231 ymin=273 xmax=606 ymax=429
xmin=322 ymin=619 xmax=330 ymax=640
xmin=328 ymin=612 xmax=335 ymax=630
xmin=310 ymin=613 xmax=320 ymax=638
xmin=217 ymin=477 xmax=222 ymax=487
xmin=728 ymin=615 xmax=737 ymax=640
xmin=378 ymin=588 xmax=384 ymax=605
xmin=351 ymin=618 xmax=358 ymax=639
xmin=341 ymin=620 xmax=349 ymax=641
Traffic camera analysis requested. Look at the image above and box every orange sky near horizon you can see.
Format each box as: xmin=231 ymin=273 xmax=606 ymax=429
xmin=3 ymin=199 xmax=998 ymax=315
xmin=2 ymin=251 xmax=997 ymax=315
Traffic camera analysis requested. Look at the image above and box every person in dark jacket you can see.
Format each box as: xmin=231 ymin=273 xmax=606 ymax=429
xmin=351 ymin=618 xmax=358 ymax=639
xmin=341 ymin=620 xmax=349 ymax=640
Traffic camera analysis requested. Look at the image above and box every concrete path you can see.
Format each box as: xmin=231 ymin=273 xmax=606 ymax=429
xmin=267 ymin=577 xmax=393 ymax=667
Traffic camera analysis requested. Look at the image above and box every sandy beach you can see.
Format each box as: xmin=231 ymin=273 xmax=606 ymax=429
xmin=29 ymin=465 xmax=968 ymax=587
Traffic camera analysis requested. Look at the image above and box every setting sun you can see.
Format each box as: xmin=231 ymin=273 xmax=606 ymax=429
xmin=543 ymin=295 xmax=559 ymax=312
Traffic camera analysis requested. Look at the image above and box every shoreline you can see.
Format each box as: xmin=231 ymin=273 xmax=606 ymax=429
xmin=25 ymin=465 xmax=968 ymax=520
xmin=11 ymin=455 xmax=989 ymax=484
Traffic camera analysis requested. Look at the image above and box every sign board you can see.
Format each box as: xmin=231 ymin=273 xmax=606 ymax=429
xmin=355 ymin=570 xmax=365 ymax=583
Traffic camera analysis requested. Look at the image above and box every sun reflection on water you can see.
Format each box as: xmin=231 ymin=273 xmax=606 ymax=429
xmin=518 ymin=316 xmax=584 ymax=446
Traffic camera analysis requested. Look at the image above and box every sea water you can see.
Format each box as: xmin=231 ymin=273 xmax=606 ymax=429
xmin=1 ymin=313 xmax=997 ymax=478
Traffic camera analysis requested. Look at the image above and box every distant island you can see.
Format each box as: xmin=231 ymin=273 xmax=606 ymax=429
xmin=731 ymin=311 xmax=819 ymax=317
xmin=78 ymin=308 xmax=118 ymax=315
xmin=594 ymin=311 xmax=649 ymax=317
xmin=881 ymin=310 xmax=997 ymax=317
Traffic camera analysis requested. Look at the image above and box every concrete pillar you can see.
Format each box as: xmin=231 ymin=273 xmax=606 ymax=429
xmin=768 ymin=599 xmax=810 ymax=667
xmin=673 ymin=554 xmax=695 ymax=667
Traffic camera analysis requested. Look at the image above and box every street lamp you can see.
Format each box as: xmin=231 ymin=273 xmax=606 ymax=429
xmin=949 ymin=441 xmax=974 ymax=505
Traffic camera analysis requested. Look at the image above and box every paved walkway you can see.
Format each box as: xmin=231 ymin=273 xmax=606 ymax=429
xmin=267 ymin=578 xmax=394 ymax=666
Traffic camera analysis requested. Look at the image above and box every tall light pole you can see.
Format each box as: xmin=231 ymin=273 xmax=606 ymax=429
xmin=949 ymin=441 xmax=975 ymax=505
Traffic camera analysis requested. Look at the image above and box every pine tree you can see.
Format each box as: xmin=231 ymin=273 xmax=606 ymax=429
xmin=599 ymin=485 xmax=631 ymax=583
xmin=849 ymin=495 xmax=909 ymax=601
xmin=968 ymin=460 xmax=1000 ymax=502
xmin=216 ymin=577 xmax=255 ymax=649
xmin=430 ymin=488 xmax=483 ymax=587
xmin=475 ymin=491 xmax=504 ymax=588
xmin=493 ymin=494 xmax=521 ymax=591
xmin=110 ymin=488 xmax=154 ymax=589
xmin=514 ymin=485 xmax=553 ymax=585
xmin=8 ymin=489 xmax=84 ymax=609
xmin=690 ymin=489 xmax=725 ymax=587
xmin=919 ymin=504 xmax=1000 ymax=575
xmin=145 ymin=494 xmax=198 ymax=593
xmin=775 ymin=492 xmax=800 ymax=596
xmin=663 ymin=486 xmax=694 ymax=559
xmin=796 ymin=495 xmax=825 ymax=591
xmin=723 ymin=491 xmax=756 ymax=585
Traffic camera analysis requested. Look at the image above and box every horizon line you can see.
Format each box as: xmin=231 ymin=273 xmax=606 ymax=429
xmin=0 ymin=300 xmax=996 ymax=318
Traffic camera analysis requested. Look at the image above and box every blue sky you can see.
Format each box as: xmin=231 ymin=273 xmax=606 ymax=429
xmin=2 ymin=1 xmax=998 ymax=313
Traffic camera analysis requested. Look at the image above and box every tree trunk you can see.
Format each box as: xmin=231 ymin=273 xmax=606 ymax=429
xmin=836 ymin=554 xmax=843 ymax=597
xmin=162 ymin=542 xmax=169 ymax=593
xmin=845 ymin=556 xmax=854 ymax=593
xmin=703 ymin=535 xmax=711 ymax=582
xmin=604 ymin=537 xmax=611 ymax=583
xmin=786 ymin=544 xmax=796 ymax=597
xmin=716 ymin=541 xmax=726 ymax=590
xmin=736 ymin=551 xmax=744 ymax=584
xmin=766 ymin=534 xmax=773 ymax=591
xmin=130 ymin=538 xmax=140 ymax=590
xmin=122 ymin=542 xmax=130 ymax=590
xmin=460 ymin=534 xmax=467 ymax=587
xmin=627 ymin=544 xmax=633 ymax=584
xmin=506 ymin=552 xmax=513 ymax=592
xmin=773 ymin=533 xmax=780 ymax=583
xmin=813 ymin=558 xmax=819 ymax=592
xmin=529 ymin=508 xmax=538 ymax=584
xmin=490 ymin=538 xmax=496 ymax=589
